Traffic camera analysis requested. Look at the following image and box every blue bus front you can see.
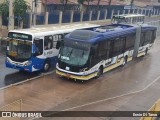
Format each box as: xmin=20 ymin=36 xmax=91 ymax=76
xmin=5 ymin=32 xmax=35 ymax=72
xmin=5 ymin=32 xmax=58 ymax=72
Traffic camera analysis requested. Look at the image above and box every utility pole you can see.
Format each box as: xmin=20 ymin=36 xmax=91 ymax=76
xmin=33 ymin=0 xmax=37 ymax=26
xmin=8 ymin=0 xmax=14 ymax=30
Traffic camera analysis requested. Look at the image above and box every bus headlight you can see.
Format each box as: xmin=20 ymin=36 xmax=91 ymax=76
xmin=24 ymin=61 xmax=32 ymax=66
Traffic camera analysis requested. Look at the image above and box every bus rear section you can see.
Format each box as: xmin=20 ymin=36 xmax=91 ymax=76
xmin=56 ymin=24 xmax=157 ymax=81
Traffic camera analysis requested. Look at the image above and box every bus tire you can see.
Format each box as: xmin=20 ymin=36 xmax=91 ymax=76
xmin=96 ymin=66 xmax=103 ymax=78
xmin=122 ymin=56 xmax=128 ymax=66
xmin=43 ymin=61 xmax=50 ymax=72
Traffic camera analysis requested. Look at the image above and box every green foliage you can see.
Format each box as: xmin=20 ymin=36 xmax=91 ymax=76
xmin=0 ymin=0 xmax=9 ymax=15
xmin=13 ymin=0 xmax=30 ymax=20
xmin=0 ymin=0 xmax=30 ymax=20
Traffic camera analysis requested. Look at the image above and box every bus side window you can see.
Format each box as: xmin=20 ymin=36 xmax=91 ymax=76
xmin=34 ymin=39 xmax=43 ymax=56
xmin=144 ymin=31 xmax=152 ymax=45
xmin=97 ymin=40 xmax=108 ymax=58
xmin=53 ymin=34 xmax=63 ymax=48
xmin=112 ymin=38 xmax=123 ymax=57
xmin=140 ymin=32 xmax=145 ymax=47
xmin=151 ymin=30 xmax=156 ymax=43
xmin=44 ymin=35 xmax=53 ymax=50
xmin=125 ymin=34 xmax=135 ymax=50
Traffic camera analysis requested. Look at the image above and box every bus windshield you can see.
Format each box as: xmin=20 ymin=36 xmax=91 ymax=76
xmin=7 ymin=39 xmax=32 ymax=60
xmin=59 ymin=41 xmax=90 ymax=66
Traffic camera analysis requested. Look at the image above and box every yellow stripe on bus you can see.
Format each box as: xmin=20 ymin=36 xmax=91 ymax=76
xmin=137 ymin=51 xmax=145 ymax=57
xmin=57 ymin=56 xmax=133 ymax=80
xmin=56 ymin=70 xmax=97 ymax=80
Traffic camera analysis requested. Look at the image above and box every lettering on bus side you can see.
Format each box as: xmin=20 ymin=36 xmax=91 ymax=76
xmin=44 ymin=51 xmax=54 ymax=56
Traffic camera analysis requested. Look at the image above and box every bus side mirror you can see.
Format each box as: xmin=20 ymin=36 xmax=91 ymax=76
xmin=56 ymin=41 xmax=61 ymax=49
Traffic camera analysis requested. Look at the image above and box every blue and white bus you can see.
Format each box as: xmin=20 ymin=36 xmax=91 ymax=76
xmin=56 ymin=24 xmax=157 ymax=80
xmin=111 ymin=14 xmax=145 ymax=24
xmin=5 ymin=23 xmax=99 ymax=72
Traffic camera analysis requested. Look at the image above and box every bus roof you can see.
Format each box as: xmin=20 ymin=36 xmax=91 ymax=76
xmin=113 ymin=14 xmax=145 ymax=19
xmin=66 ymin=24 xmax=156 ymax=43
xmin=8 ymin=23 xmax=100 ymax=37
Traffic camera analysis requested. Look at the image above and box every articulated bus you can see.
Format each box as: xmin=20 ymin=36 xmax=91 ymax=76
xmin=5 ymin=23 xmax=99 ymax=72
xmin=112 ymin=14 xmax=145 ymax=24
xmin=56 ymin=24 xmax=157 ymax=80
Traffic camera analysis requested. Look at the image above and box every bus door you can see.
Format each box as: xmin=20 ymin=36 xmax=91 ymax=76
xmin=32 ymin=37 xmax=44 ymax=70
xmin=44 ymin=35 xmax=55 ymax=58
xmin=33 ymin=37 xmax=43 ymax=57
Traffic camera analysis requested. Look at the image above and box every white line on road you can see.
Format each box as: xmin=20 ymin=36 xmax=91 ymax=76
xmin=61 ymin=74 xmax=160 ymax=111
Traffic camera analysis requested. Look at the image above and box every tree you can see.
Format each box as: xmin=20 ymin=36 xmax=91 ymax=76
xmin=14 ymin=0 xmax=30 ymax=28
xmin=0 ymin=0 xmax=9 ymax=15
xmin=14 ymin=0 xmax=30 ymax=19
xmin=0 ymin=0 xmax=30 ymax=28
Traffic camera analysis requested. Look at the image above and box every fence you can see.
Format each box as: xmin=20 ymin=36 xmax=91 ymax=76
xmin=2 ymin=6 xmax=160 ymax=28
xmin=0 ymin=99 xmax=22 ymax=120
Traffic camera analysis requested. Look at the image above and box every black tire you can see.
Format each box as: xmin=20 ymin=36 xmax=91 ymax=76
xmin=43 ymin=61 xmax=50 ymax=72
xmin=96 ymin=66 xmax=103 ymax=78
xmin=122 ymin=56 xmax=128 ymax=66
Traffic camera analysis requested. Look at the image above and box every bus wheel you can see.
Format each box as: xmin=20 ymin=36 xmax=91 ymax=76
xmin=96 ymin=66 xmax=103 ymax=78
xmin=122 ymin=56 xmax=128 ymax=66
xmin=43 ymin=61 xmax=50 ymax=72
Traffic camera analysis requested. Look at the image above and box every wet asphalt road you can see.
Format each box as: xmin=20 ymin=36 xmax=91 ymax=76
xmin=0 ymin=52 xmax=42 ymax=88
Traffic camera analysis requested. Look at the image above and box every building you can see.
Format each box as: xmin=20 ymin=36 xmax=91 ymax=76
xmin=16 ymin=0 xmax=160 ymax=13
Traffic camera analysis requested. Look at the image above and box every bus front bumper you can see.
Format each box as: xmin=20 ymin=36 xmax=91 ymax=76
xmin=5 ymin=61 xmax=32 ymax=72
xmin=56 ymin=67 xmax=97 ymax=81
